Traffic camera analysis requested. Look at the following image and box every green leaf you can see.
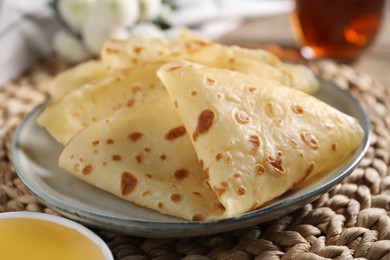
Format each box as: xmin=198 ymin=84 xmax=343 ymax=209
xmin=153 ymin=16 xmax=171 ymax=30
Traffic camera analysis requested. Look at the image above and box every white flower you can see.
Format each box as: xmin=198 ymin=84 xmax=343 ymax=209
xmin=82 ymin=13 xmax=112 ymax=55
xmin=82 ymin=0 xmax=141 ymax=54
xmin=53 ymin=29 xmax=92 ymax=62
xmin=128 ymin=23 xmax=165 ymax=38
xmin=92 ymin=0 xmax=140 ymax=28
xmin=159 ymin=3 xmax=173 ymax=21
xmin=139 ymin=0 xmax=162 ymax=21
xmin=58 ymin=0 xmax=96 ymax=33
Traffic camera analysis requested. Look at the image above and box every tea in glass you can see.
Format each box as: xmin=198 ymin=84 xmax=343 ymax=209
xmin=291 ymin=0 xmax=385 ymax=61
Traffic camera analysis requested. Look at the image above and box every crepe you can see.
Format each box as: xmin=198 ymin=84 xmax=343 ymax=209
xmin=158 ymin=61 xmax=364 ymax=217
xmin=37 ymin=62 xmax=166 ymax=145
xmin=49 ymin=60 xmax=107 ymax=100
xmin=58 ymin=96 xmax=225 ymax=221
xmin=102 ymin=35 xmax=319 ymax=94
xmin=48 ymin=35 xmax=319 ymax=102
xmin=51 ymin=60 xmax=363 ymax=220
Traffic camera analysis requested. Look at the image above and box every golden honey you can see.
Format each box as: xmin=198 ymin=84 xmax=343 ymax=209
xmin=0 ymin=218 xmax=107 ymax=260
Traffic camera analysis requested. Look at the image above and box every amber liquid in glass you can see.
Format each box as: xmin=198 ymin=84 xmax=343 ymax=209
xmin=292 ymin=0 xmax=385 ymax=61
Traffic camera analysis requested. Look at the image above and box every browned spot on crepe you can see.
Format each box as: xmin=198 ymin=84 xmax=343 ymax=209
xmin=165 ymin=125 xmax=186 ymax=140
xmin=128 ymin=132 xmax=143 ymax=142
xmin=121 ymin=172 xmax=138 ymax=195
xmin=193 ymin=109 xmax=216 ymax=141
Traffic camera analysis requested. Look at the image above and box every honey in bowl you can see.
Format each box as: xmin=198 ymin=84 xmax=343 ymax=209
xmin=291 ymin=0 xmax=385 ymax=61
xmin=0 ymin=212 xmax=113 ymax=260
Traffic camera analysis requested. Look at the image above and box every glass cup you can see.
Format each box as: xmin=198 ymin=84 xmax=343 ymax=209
xmin=291 ymin=0 xmax=386 ymax=62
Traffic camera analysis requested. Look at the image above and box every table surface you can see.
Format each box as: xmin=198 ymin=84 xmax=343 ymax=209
xmin=220 ymin=1 xmax=390 ymax=88
xmin=1 ymin=3 xmax=390 ymax=259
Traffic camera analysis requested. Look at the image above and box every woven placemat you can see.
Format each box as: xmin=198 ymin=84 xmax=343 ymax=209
xmin=1 ymin=55 xmax=390 ymax=260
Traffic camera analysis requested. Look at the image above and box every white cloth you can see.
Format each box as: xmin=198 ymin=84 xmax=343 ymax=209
xmin=0 ymin=0 xmax=58 ymax=86
xmin=0 ymin=0 xmax=292 ymax=86
xmin=166 ymin=0 xmax=292 ymax=39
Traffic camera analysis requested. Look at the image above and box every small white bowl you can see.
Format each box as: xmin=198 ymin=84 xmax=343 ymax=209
xmin=0 ymin=211 xmax=113 ymax=260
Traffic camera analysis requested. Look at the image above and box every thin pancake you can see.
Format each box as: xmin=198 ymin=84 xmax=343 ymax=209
xmin=37 ymin=62 xmax=166 ymax=145
xmin=58 ymin=96 xmax=224 ymax=221
xmin=49 ymin=60 xmax=107 ymax=100
xmin=102 ymin=35 xmax=319 ymax=94
xmin=158 ymin=60 xmax=363 ymax=217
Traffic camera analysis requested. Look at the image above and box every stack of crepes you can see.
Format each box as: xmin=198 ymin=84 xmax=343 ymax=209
xmin=37 ymin=33 xmax=364 ymax=221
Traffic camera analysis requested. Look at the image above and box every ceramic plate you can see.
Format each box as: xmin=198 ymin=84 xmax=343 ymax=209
xmin=12 ymin=78 xmax=371 ymax=238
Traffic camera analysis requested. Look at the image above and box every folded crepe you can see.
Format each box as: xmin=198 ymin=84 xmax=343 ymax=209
xmin=57 ymin=60 xmax=363 ymax=221
xmin=37 ymin=62 xmax=166 ymax=145
xmin=59 ymin=96 xmax=225 ymax=221
xmin=47 ymin=34 xmax=318 ymax=105
xmin=102 ymin=34 xmax=319 ymax=94
xmin=49 ymin=60 xmax=107 ymax=100
xmin=38 ymin=54 xmax=317 ymax=146
xmin=158 ymin=61 xmax=364 ymax=217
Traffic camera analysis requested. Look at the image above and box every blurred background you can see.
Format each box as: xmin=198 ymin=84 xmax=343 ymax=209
xmin=0 ymin=0 xmax=389 ymax=87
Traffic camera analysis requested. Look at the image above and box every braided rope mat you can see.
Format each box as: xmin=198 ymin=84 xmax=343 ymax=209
xmin=1 ymin=56 xmax=390 ymax=260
